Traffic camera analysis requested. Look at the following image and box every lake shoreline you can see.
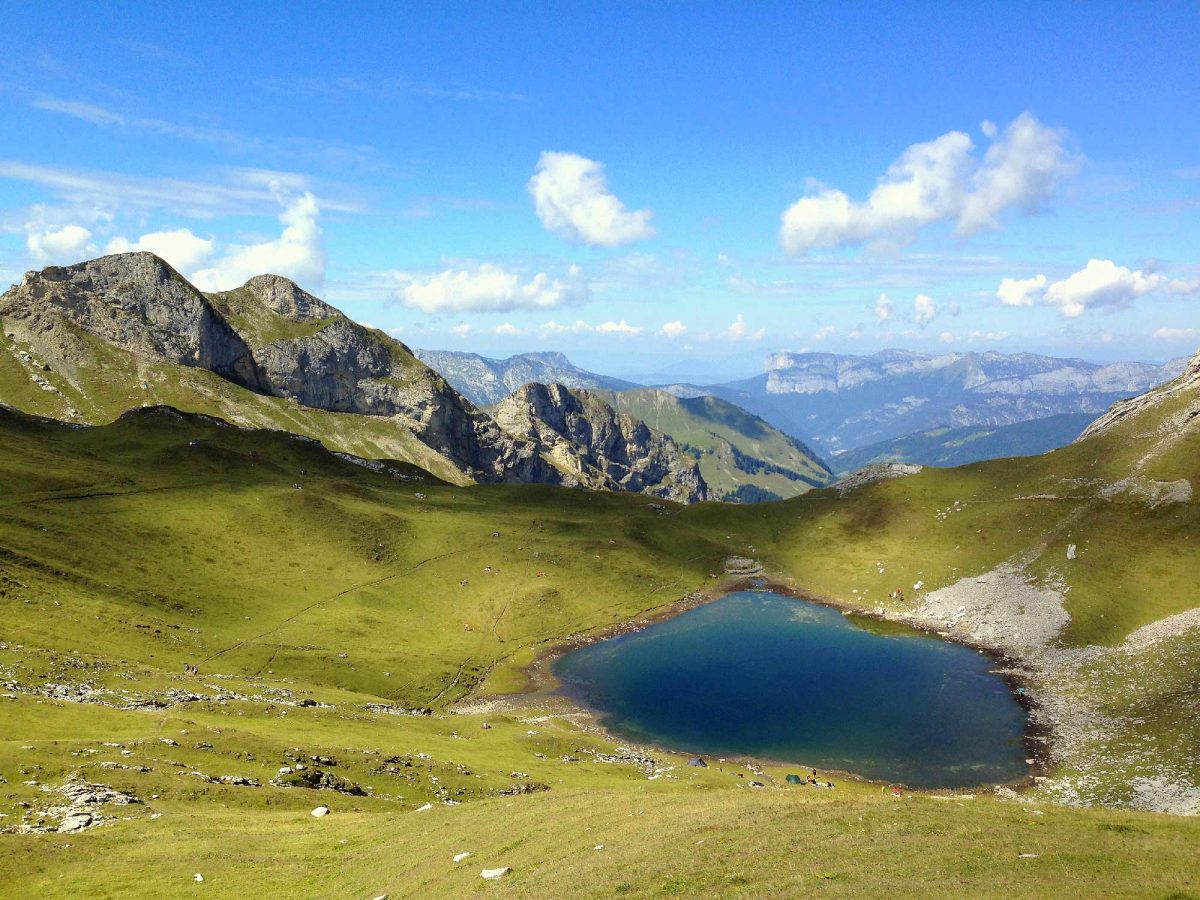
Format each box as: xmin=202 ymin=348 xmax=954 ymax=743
xmin=465 ymin=571 xmax=1050 ymax=793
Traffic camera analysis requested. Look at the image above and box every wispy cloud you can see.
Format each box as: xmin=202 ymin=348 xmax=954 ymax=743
xmin=0 ymin=161 xmax=363 ymax=219
xmin=261 ymin=75 xmax=529 ymax=104
xmin=539 ymin=319 xmax=643 ymax=338
xmin=120 ymin=39 xmax=199 ymax=69
xmin=29 ymin=94 xmax=382 ymax=170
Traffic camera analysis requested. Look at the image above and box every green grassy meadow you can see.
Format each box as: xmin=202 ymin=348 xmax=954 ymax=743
xmin=1 ymin=392 xmax=1198 ymax=896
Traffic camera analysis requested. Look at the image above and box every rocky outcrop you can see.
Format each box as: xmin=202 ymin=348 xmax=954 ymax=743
xmin=235 ymin=274 xmax=339 ymax=322
xmin=493 ymin=383 xmax=708 ymax=502
xmin=834 ymin=462 xmax=923 ymax=493
xmin=0 ymin=253 xmax=264 ymax=389
xmin=1078 ymin=346 xmax=1200 ymax=442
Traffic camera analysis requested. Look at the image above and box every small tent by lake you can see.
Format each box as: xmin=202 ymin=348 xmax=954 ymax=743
xmin=785 ymin=773 xmax=804 ymax=784
xmin=687 ymin=757 xmax=707 ymax=768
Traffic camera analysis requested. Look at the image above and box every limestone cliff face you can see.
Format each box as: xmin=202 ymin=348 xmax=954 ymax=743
xmin=0 ymin=253 xmax=263 ymax=389
xmin=493 ymin=383 xmax=708 ymax=502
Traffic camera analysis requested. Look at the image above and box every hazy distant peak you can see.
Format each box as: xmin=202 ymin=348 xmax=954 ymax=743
xmin=415 ymin=348 xmax=639 ymax=406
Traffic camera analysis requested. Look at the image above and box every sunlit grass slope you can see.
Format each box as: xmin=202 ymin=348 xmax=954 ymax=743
xmin=1 ymin=358 xmax=1198 ymax=896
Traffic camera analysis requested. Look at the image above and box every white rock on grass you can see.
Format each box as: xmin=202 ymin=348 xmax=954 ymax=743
xmin=57 ymin=813 xmax=92 ymax=833
xmin=311 ymin=806 xmax=330 ymax=817
xmin=453 ymin=852 xmax=472 ymax=863
xmin=193 ymin=873 xmax=204 ymax=882
xmin=480 ymin=867 xmax=511 ymax=880
xmin=415 ymin=803 xmax=433 ymax=812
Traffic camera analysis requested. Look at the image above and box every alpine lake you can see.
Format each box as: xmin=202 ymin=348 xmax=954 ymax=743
xmin=552 ymin=590 xmax=1030 ymax=788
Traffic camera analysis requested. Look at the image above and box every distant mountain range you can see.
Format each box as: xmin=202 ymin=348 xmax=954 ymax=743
xmin=696 ymin=349 xmax=1188 ymax=456
xmin=829 ymin=413 xmax=1097 ymax=474
xmin=418 ymin=347 xmax=1187 ymax=472
xmin=418 ymin=352 xmax=835 ymax=501
xmin=413 ymin=349 xmax=639 ymax=406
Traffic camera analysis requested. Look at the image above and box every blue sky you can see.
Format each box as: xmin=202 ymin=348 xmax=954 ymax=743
xmin=1 ymin=2 xmax=1197 ymax=379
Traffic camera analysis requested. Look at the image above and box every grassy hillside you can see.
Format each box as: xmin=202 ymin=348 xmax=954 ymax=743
xmin=831 ymin=413 xmax=1096 ymax=473
xmin=600 ymin=388 xmax=833 ymax=501
xmin=0 ymin=320 xmax=466 ymax=484
xmin=1 ymin=352 xmax=1198 ymax=895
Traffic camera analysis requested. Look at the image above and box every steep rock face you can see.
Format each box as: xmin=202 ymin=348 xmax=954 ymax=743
xmin=0 ymin=253 xmax=263 ymax=389
xmin=252 ymin=317 xmax=394 ymax=412
xmin=493 ymin=383 xmax=707 ymax=502
xmin=208 ymin=284 xmax=556 ymax=483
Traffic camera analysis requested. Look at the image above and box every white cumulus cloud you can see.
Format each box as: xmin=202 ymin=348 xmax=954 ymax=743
xmin=997 ymin=259 xmax=1200 ymax=318
xmin=997 ymin=273 xmax=1046 ymax=307
xmin=724 ymin=314 xmax=766 ymax=342
xmin=191 ymin=191 xmax=325 ymax=292
xmin=659 ymin=320 xmax=688 ymax=339
xmin=492 ymin=322 xmax=522 ymax=336
xmin=781 ymin=113 xmax=1077 ymax=254
xmin=874 ymin=292 xmax=894 ymax=321
xmin=913 ymin=294 xmax=937 ymax=326
xmin=25 ymin=223 xmax=93 ymax=262
xmin=391 ymin=263 xmax=588 ymax=315
xmin=595 ymin=319 xmax=642 ymax=336
xmin=528 ymin=151 xmax=654 ymax=247
xmin=106 ymin=228 xmax=215 ymax=272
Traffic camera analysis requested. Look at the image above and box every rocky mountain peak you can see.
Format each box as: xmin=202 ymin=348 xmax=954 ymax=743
xmin=236 ymin=274 xmax=337 ymax=322
xmin=2 ymin=252 xmax=262 ymax=388
xmin=20 ymin=251 xmax=179 ymax=293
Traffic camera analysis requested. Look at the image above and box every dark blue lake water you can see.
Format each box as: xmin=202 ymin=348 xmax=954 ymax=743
xmin=553 ymin=591 xmax=1029 ymax=788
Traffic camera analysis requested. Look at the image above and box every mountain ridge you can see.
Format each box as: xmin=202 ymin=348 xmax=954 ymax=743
xmin=415 ymin=348 xmax=639 ymax=406
xmin=703 ymin=348 xmax=1187 ymax=454
xmin=0 ymin=253 xmax=562 ymax=485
